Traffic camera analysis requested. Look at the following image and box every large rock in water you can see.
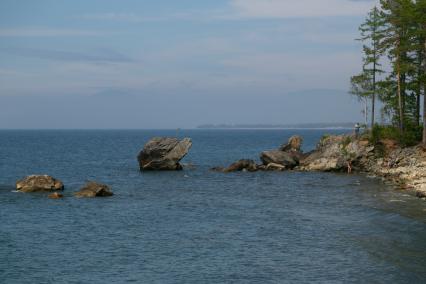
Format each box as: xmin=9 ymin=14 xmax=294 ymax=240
xmin=260 ymin=150 xmax=298 ymax=169
xmin=74 ymin=182 xmax=113 ymax=198
xmin=16 ymin=175 xmax=64 ymax=192
xmin=137 ymin=137 xmax=192 ymax=171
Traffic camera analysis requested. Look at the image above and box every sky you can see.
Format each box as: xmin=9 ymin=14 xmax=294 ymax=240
xmin=0 ymin=0 xmax=379 ymax=129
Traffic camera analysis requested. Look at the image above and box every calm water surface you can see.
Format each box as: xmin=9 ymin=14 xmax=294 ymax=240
xmin=0 ymin=129 xmax=425 ymax=283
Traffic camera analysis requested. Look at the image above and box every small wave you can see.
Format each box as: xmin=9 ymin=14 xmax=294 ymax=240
xmin=389 ymin=199 xmax=406 ymax=203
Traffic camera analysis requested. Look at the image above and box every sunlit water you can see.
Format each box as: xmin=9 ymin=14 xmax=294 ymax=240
xmin=0 ymin=129 xmax=425 ymax=283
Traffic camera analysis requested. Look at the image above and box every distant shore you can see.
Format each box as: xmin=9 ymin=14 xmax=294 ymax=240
xmin=197 ymin=123 xmax=357 ymax=130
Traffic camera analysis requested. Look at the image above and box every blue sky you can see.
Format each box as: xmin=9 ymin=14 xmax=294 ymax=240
xmin=0 ymin=0 xmax=378 ymax=129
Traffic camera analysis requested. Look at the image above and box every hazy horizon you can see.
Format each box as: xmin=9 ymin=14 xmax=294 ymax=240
xmin=0 ymin=0 xmax=379 ymax=129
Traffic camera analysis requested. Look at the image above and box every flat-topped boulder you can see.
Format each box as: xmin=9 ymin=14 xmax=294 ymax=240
xmin=16 ymin=175 xmax=64 ymax=193
xmin=137 ymin=137 xmax=192 ymax=171
xmin=74 ymin=182 xmax=113 ymax=198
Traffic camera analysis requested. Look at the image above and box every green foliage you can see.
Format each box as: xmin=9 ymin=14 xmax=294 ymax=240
xmin=342 ymin=136 xmax=352 ymax=148
xmin=351 ymin=0 xmax=426 ymax=142
xmin=320 ymin=134 xmax=330 ymax=143
xmin=369 ymin=124 xmax=422 ymax=146
xmin=340 ymin=135 xmax=355 ymax=160
xmin=350 ymin=72 xmax=373 ymax=99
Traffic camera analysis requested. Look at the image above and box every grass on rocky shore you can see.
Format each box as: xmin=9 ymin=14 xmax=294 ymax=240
xmin=368 ymin=124 xmax=423 ymax=147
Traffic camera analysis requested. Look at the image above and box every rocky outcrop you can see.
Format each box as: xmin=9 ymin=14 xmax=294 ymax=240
xmin=16 ymin=175 xmax=64 ymax=193
xmin=212 ymin=135 xmax=305 ymax=172
xmin=299 ymin=134 xmax=426 ymax=198
xmin=260 ymin=135 xmax=304 ymax=170
xmin=137 ymin=137 xmax=192 ymax=171
xmin=74 ymin=182 xmax=113 ymax=198
xmin=298 ymin=135 xmax=374 ymax=172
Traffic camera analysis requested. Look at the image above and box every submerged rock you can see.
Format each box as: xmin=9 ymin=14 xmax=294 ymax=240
xmin=222 ymin=159 xmax=258 ymax=172
xmin=137 ymin=137 xmax=192 ymax=171
xmin=48 ymin=192 xmax=64 ymax=199
xmin=74 ymin=182 xmax=113 ymax=198
xmin=416 ymin=190 xmax=426 ymax=199
xmin=16 ymin=175 xmax=64 ymax=193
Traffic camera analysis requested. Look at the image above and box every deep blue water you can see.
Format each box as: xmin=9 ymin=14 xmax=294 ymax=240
xmin=0 ymin=129 xmax=425 ymax=283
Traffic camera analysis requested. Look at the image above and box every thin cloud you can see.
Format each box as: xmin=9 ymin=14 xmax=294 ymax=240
xmin=77 ymin=1 xmax=377 ymax=25
xmin=0 ymin=27 xmax=106 ymax=37
xmin=0 ymin=47 xmax=133 ymax=63
xmin=79 ymin=13 xmax=159 ymax=22
xmin=78 ymin=11 xmax=208 ymax=23
xmin=229 ymin=0 xmax=376 ymax=19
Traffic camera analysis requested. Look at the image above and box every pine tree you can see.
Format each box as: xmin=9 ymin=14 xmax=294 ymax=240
xmin=359 ymin=6 xmax=385 ymax=128
xmin=379 ymin=0 xmax=414 ymax=132
xmin=350 ymin=71 xmax=372 ymax=126
xmin=413 ymin=0 xmax=426 ymax=143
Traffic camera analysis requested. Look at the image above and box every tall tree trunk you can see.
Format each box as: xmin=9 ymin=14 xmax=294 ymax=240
xmin=416 ymin=92 xmax=420 ymax=126
xmin=423 ymin=38 xmax=426 ymax=144
xmin=364 ymin=97 xmax=368 ymax=126
xmin=371 ymin=16 xmax=377 ymax=130
xmin=372 ymin=59 xmax=376 ymax=129
xmin=423 ymin=84 xmax=426 ymax=144
xmin=416 ymin=49 xmax=423 ymax=126
xmin=397 ymin=58 xmax=404 ymax=132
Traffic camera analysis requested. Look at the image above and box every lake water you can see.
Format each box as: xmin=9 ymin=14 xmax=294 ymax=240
xmin=0 ymin=129 xmax=425 ymax=283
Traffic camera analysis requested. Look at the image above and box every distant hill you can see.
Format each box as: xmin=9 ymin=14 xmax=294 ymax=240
xmin=197 ymin=123 xmax=356 ymax=129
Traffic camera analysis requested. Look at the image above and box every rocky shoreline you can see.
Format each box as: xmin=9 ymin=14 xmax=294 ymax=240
xmin=12 ymin=134 xmax=426 ymax=200
xmin=298 ymin=134 xmax=426 ymax=199
xmin=215 ymin=134 xmax=426 ymax=199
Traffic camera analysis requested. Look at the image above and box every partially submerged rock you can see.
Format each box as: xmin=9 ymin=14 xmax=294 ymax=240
xmin=260 ymin=150 xmax=298 ymax=169
xmin=48 ymin=192 xmax=64 ymax=199
xmin=265 ymin=163 xmax=286 ymax=171
xmin=416 ymin=190 xmax=426 ymax=199
xmin=16 ymin=175 xmax=64 ymax=193
xmin=74 ymin=182 xmax=113 ymax=198
xmin=137 ymin=137 xmax=192 ymax=171
xmin=259 ymin=135 xmax=305 ymax=170
xmin=218 ymin=159 xmax=258 ymax=172
xmin=213 ymin=135 xmax=305 ymax=172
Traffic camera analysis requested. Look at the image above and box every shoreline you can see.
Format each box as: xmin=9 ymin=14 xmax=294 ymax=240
xmin=214 ymin=134 xmax=426 ymax=199
xmin=297 ymin=135 xmax=426 ymax=199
